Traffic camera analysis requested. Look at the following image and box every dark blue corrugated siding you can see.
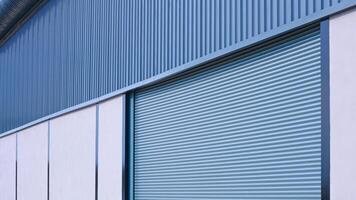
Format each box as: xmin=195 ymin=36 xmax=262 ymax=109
xmin=0 ymin=0 xmax=355 ymax=133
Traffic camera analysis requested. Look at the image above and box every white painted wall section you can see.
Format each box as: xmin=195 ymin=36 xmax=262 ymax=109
xmin=330 ymin=8 xmax=356 ymax=200
xmin=98 ymin=96 xmax=123 ymax=200
xmin=49 ymin=106 xmax=96 ymax=200
xmin=0 ymin=134 xmax=16 ymax=200
xmin=17 ymin=122 xmax=48 ymax=200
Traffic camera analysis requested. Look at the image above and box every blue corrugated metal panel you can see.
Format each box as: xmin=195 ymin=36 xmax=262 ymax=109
xmin=0 ymin=0 xmax=354 ymax=133
xmin=134 ymin=28 xmax=321 ymax=200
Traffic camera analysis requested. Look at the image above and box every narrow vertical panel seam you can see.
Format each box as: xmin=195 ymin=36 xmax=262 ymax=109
xmin=95 ymin=104 xmax=99 ymax=200
xmin=270 ymin=0 xmax=273 ymax=30
xmin=250 ymin=0 xmax=254 ymax=37
xmin=320 ymin=19 xmax=330 ymax=200
xmin=264 ymin=0 xmax=267 ymax=32
xmin=298 ymin=0 xmax=302 ymax=19
xmin=47 ymin=120 xmax=50 ymax=200
xmin=15 ymin=133 xmax=18 ymax=200
xmin=257 ymin=0 xmax=261 ymax=34
xmin=283 ymin=0 xmax=287 ymax=24
xmin=240 ymin=0 xmax=244 ymax=41
xmin=291 ymin=0 xmax=294 ymax=21
xmin=277 ymin=0 xmax=280 ymax=27
xmin=122 ymin=94 xmax=127 ymax=200
xmin=313 ymin=0 xmax=317 ymax=13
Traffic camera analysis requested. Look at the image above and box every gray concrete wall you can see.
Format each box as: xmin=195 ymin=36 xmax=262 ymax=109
xmin=330 ymin=8 xmax=356 ymax=200
xmin=49 ymin=106 xmax=96 ymax=200
xmin=0 ymin=96 xmax=124 ymax=200
xmin=0 ymin=134 xmax=16 ymax=200
xmin=98 ymin=96 xmax=123 ymax=200
xmin=17 ymin=122 xmax=48 ymax=200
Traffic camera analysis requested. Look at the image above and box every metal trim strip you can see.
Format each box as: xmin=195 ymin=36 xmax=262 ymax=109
xmin=320 ymin=19 xmax=330 ymax=200
xmin=125 ymin=93 xmax=135 ymax=200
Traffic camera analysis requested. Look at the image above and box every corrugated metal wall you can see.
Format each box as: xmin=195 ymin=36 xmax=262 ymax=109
xmin=0 ymin=0 xmax=355 ymax=133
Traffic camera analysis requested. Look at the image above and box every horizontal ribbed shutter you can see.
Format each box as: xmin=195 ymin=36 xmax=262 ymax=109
xmin=134 ymin=28 xmax=321 ymax=200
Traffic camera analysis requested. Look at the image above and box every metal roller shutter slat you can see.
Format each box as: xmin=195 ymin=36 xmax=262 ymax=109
xmin=134 ymin=29 xmax=321 ymax=200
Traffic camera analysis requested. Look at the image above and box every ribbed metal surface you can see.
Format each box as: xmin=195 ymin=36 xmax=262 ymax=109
xmin=134 ymin=29 xmax=321 ymax=200
xmin=0 ymin=0 xmax=352 ymax=133
xmin=0 ymin=0 xmax=41 ymax=39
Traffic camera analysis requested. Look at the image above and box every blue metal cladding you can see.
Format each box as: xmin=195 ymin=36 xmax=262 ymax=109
xmin=134 ymin=28 xmax=321 ymax=199
xmin=0 ymin=0 xmax=355 ymax=133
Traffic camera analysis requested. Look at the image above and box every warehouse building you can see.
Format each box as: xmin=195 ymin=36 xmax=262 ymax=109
xmin=1 ymin=0 xmax=356 ymax=199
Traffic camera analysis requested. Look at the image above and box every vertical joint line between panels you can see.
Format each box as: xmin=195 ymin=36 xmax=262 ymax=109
xmin=47 ymin=120 xmax=51 ymax=200
xmin=122 ymin=94 xmax=127 ymax=200
xmin=15 ymin=133 xmax=18 ymax=200
xmin=95 ymin=104 xmax=99 ymax=200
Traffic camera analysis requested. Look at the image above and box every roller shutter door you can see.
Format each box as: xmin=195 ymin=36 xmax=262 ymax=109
xmin=134 ymin=29 xmax=322 ymax=200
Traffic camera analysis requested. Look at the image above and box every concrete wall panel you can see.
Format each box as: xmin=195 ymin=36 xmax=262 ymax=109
xmin=98 ymin=96 xmax=123 ymax=200
xmin=49 ymin=106 xmax=96 ymax=200
xmin=17 ymin=122 xmax=48 ymax=200
xmin=330 ymin=8 xmax=356 ymax=200
xmin=0 ymin=134 xmax=16 ymax=200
